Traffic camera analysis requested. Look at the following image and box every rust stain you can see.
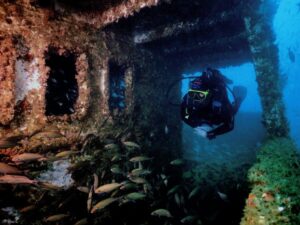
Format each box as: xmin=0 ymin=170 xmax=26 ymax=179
xmin=247 ymin=193 xmax=257 ymax=208
xmin=262 ymin=192 xmax=274 ymax=202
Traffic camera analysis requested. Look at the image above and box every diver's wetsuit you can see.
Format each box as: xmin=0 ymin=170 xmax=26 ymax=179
xmin=181 ymin=70 xmax=235 ymax=139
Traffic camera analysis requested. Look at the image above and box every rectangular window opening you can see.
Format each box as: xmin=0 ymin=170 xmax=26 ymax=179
xmin=30 ymin=0 xmax=53 ymax=8
xmin=45 ymin=47 xmax=78 ymax=116
xmin=109 ymin=61 xmax=126 ymax=112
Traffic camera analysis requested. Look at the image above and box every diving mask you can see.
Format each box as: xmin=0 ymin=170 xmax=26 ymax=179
xmin=188 ymin=89 xmax=210 ymax=101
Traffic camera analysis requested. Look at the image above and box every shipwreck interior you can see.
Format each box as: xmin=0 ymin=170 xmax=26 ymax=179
xmin=0 ymin=0 xmax=300 ymax=225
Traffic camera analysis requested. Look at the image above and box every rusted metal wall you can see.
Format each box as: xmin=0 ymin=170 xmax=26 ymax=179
xmin=0 ymin=1 xmax=181 ymax=157
xmin=0 ymin=37 xmax=16 ymax=125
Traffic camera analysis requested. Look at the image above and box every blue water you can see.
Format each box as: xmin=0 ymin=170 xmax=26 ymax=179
xmin=273 ymin=0 xmax=300 ymax=148
xmin=182 ymin=63 xmax=265 ymax=166
xmin=182 ymin=0 xmax=300 ymax=151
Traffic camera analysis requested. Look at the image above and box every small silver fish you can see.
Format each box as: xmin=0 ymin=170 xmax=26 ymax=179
xmin=39 ymin=182 xmax=62 ymax=190
xmin=130 ymin=168 xmax=151 ymax=176
xmin=180 ymin=215 xmax=198 ymax=224
xmin=160 ymin=174 xmax=167 ymax=180
xmin=104 ymin=143 xmax=120 ymax=151
xmin=30 ymin=131 xmax=63 ymax=140
xmin=91 ymin=198 xmax=118 ymax=214
xmin=101 ymin=171 xmax=106 ymax=179
xmin=74 ymin=218 xmax=88 ymax=225
xmin=122 ymin=141 xmax=141 ymax=149
xmin=110 ymin=166 xmax=123 ymax=175
xmin=164 ymin=125 xmax=169 ymax=134
xmin=0 ymin=163 xmax=22 ymax=174
xmin=94 ymin=183 xmax=122 ymax=194
xmin=120 ymin=182 xmax=138 ymax=191
xmin=110 ymin=189 xmax=120 ymax=197
xmin=12 ymin=153 xmax=45 ymax=163
xmin=111 ymin=154 xmax=122 ymax=162
xmin=19 ymin=205 xmax=35 ymax=213
xmin=87 ymin=185 xmax=93 ymax=212
xmin=55 ymin=150 xmax=77 ymax=158
xmin=174 ymin=193 xmax=180 ymax=207
xmin=188 ymin=186 xmax=201 ymax=199
xmin=167 ymin=185 xmax=181 ymax=195
xmin=217 ymin=191 xmax=228 ymax=201
xmin=45 ymin=214 xmax=69 ymax=222
xmin=151 ymin=209 xmax=172 ymax=218
xmin=0 ymin=175 xmax=36 ymax=184
xmin=58 ymin=195 xmax=74 ymax=209
xmin=51 ymin=78 xmax=57 ymax=83
xmin=160 ymin=174 xmax=168 ymax=186
xmin=126 ymin=192 xmax=146 ymax=201
xmin=170 ymin=159 xmax=185 ymax=166
xmin=129 ymin=156 xmax=152 ymax=162
xmin=77 ymin=186 xmax=89 ymax=194
xmin=128 ymin=176 xmax=147 ymax=184
xmin=93 ymin=174 xmax=99 ymax=190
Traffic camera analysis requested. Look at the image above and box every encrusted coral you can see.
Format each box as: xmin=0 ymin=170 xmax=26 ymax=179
xmin=241 ymin=138 xmax=300 ymax=225
xmin=72 ymin=0 xmax=160 ymax=28
xmin=244 ymin=12 xmax=289 ymax=138
xmin=0 ymin=36 xmax=16 ymax=125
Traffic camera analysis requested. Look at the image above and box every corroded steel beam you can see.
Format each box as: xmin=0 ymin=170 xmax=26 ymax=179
xmin=162 ymin=32 xmax=248 ymax=55
xmin=133 ymin=9 xmax=241 ymax=44
xmin=72 ymin=0 xmax=160 ymax=29
xmin=244 ymin=7 xmax=289 ymax=137
xmin=172 ymin=48 xmax=252 ymax=73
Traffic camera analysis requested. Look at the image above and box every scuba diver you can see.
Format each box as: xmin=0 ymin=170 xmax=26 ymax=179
xmin=180 ymin=68 xmax=247 ymax=140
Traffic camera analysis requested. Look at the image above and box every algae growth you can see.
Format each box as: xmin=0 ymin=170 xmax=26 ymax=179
xmin=241 ymin=138 xmax=300 ymax=225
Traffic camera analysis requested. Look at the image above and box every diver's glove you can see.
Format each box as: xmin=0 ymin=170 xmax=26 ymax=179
xmin=194 ymin=127 xmax=207 ymax=138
